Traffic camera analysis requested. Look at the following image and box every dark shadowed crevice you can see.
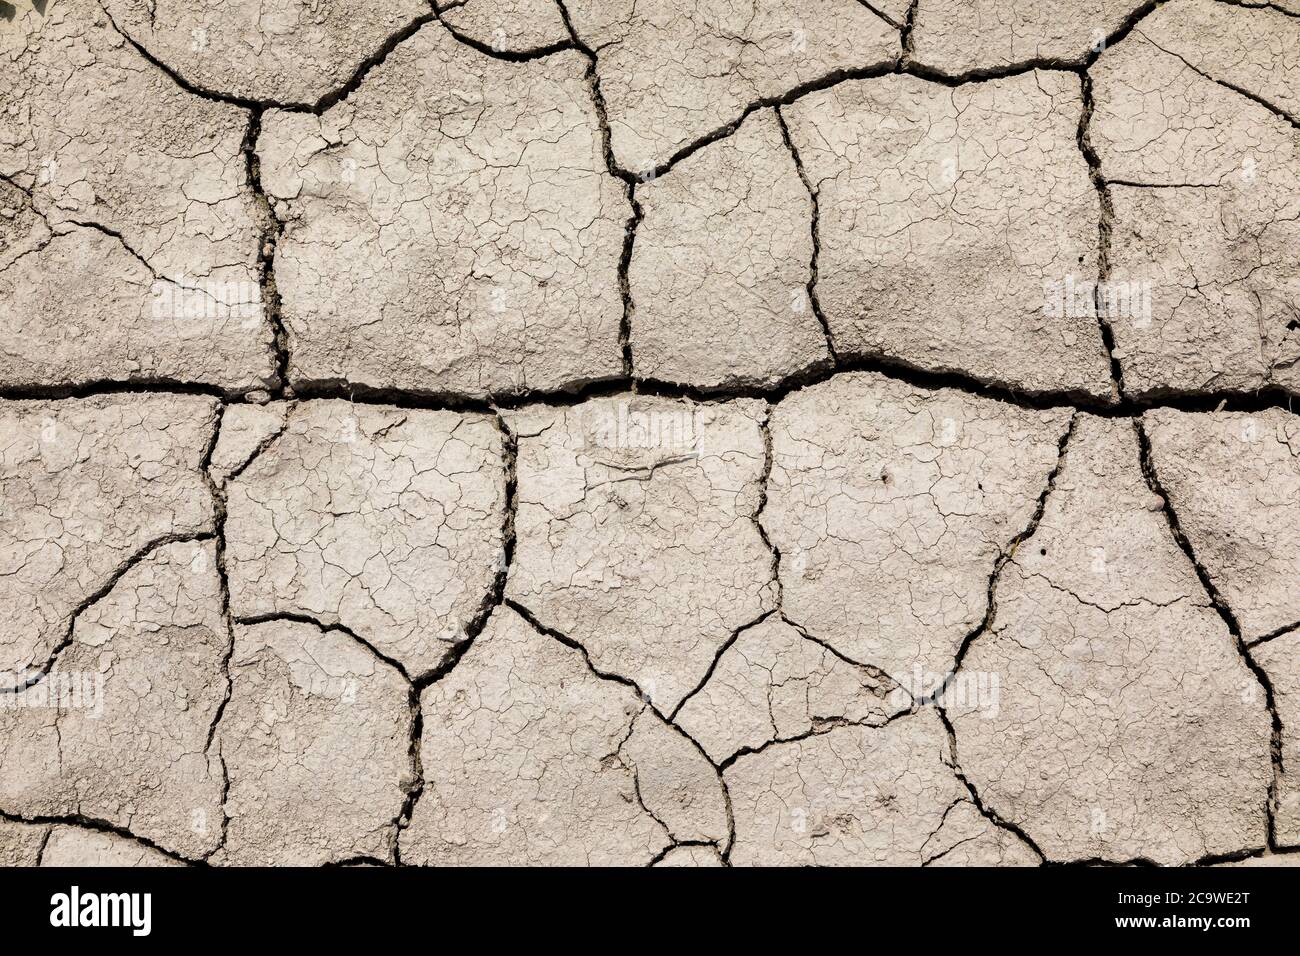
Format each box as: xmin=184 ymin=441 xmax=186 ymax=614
xmin=900 ymin=0 xmax=919 ymax=60
xmin=325 ymin=854 xmax=393 ymax=867
xmin=1081 ymin=0 xmax=1170 ymax=69
xmin=0 ymin=809 xmax=203 ymax=867
xmin=6 ymin=350 xmax=1300 ymax=427
xmin=98 ymin=2 xmax=287 ymax=111
xmin=1077 ymin=71 xmax=1127 ymax=401
xmin=646 ymin=839 xmax=725 ymax=867
xmin=619 ymin=192 xmax=645 ymax=377
xmin=0 ymin=379 xmax=229 ymax=402
xmin=240 ymin=110 xmax=289 ymax=397
xmin=1248 ymin=620 xmax=1300 ymax=650
xmin=390 ymin=680 xmax=423 ymax=867
xmin=754 ymin=404 xmax=782 ymax=605
xmin=8 ymin=360 xmax=1298 ymax=420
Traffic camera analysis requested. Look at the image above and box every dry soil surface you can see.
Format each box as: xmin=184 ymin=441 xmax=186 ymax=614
xmin=2 ymin=0 xmax=1298 ymax=867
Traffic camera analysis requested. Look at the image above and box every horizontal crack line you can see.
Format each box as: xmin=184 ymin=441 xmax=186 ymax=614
xmin=3 ymin=360 xmax=1297 ymax=419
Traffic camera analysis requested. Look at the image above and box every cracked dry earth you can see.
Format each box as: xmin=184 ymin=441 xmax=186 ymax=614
xmin=2 ymin=0 xmax=1299 ymax=870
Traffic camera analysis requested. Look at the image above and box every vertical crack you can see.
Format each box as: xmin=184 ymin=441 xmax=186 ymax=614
xmin=395 ymin=411 xmax=518 ymax=862
xmin=754 ymin=402 xmax=783 ymax=611
xmin=933 ymin=707 xmax=1049 ymax=864
xmin=926 ymin=414 xmax=1076 ymax=865
xmin=618 ymin=192 xmax=644 ymax=378
xmin=774 ymin=106 xmax=838 ymax=365
xmin=931 ymin=412 xmax=1078 ymax=704
xmin=1134 ymin=417 xmax=1284 ymax=851
xmin=552 ymin=0 xmax=642 ymax=377
xmin=34 ymin=824 xmax=52 ymax=867
xmin=198 ymin=403 xmax=235 ymax=861
xmin=434 ymin=411 xmax=518 ymax=681
xmin=391 ymin=677 xmax=424 ymax=866
xmin=1077 ymin=70 xmax=1127 ymax=402
xmin=900 ymin=0 xmax=920 ymax=62
xmin=241 ymin=109 xmax=290 ymax=398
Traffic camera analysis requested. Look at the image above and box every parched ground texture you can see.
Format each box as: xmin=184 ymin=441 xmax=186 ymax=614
xmin=1 ymin=0 xmax=1299 ymax=868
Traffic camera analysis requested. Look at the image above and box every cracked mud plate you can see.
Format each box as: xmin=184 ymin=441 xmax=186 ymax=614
xmin=1 ymin=0 xmax=1299 ymax=887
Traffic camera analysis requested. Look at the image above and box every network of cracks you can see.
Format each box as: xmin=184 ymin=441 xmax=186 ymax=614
xmin=2 ymin=0 xmax=1300 ymax=866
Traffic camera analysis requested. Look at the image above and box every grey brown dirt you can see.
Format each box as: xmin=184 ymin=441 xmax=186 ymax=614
xmin=2 ymin=0 xmax=1298 ymax=867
